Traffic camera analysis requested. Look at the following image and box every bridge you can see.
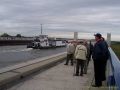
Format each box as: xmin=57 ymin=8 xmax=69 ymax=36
xmin=0 ymin=33 xmax=119 ymax=90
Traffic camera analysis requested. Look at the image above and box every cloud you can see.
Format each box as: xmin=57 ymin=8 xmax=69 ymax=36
xmin=0 ymin=0 xmax=120 ymax=40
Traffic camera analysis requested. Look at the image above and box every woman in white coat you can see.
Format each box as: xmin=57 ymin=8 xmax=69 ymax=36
xmin=74 ymin=41 xmax=87 ymax=76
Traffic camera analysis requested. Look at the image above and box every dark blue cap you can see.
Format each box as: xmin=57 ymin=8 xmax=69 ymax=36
xmin=94 ymin=33 xmax=102 ymax=38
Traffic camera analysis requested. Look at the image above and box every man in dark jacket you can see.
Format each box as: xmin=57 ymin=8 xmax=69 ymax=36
xmin=92 ymin=33 xmax=109 ymax=87
xmin=87 ymin=41 xmax=93 ymax=68
xmin=101 ymin=37 xmax=109 ymax=81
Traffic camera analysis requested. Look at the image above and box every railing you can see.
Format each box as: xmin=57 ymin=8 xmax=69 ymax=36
xmin=107 ymin=47 xmax=120 ymax=90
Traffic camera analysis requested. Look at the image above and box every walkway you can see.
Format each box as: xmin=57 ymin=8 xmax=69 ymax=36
xmin=8 ymin=61 xmax=107 ymax=90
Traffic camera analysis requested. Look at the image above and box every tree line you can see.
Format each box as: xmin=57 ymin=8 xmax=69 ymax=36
xmin=0 ymin=33 xmax=22 ymax=37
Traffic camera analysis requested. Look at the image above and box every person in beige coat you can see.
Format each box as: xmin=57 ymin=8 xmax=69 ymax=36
xmin=74 ymin=41 xmax=87 ymax=76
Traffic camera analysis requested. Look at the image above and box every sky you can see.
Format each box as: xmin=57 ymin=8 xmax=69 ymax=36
xmin=0 ymin=0 xmax=120 ymax=41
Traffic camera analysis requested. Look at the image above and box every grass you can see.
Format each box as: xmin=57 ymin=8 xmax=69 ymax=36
xmin=111 ymin=42 xmax=120 ymax=59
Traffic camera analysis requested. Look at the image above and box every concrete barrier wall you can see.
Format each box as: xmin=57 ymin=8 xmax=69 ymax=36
xmin=0 ymin=52 xmax=67 ymax=89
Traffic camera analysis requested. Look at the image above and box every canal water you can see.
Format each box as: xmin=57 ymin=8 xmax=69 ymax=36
xmin=0 ymin=45 xmax=66 ymax=68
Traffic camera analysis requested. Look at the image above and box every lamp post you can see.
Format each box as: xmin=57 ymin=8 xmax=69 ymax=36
xmin=41 ymin=24 xmax=43 ymax=35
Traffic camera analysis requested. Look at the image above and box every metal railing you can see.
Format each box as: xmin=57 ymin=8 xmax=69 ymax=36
xmin=107 ymin=47 xmax=120 ymax=90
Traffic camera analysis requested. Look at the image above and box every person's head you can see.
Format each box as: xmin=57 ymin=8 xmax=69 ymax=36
xmin=72 ymin=40 xmax=77 ymax=46
xmin=83 ymin=40 xmax=88 ymax=46
xmin=72 ymin=40 xmax=77 ymax=45
xmin=94 ymin=33 xmax=102 ymax=41
xmin=71 ymin=41 xmax=74 ymax=44
xmin=78 ymin=40 xmax=84 ymax=45
xmin=67 ymin=40 xmax=71 ymax=44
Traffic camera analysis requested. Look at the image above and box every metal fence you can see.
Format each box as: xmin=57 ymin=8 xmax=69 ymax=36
xmin=107 ymin=48 xmax=120 ymax=90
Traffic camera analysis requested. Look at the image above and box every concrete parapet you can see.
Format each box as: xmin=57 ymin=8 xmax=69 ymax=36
xmin=0 ymin=52 xmax=67 ymax=89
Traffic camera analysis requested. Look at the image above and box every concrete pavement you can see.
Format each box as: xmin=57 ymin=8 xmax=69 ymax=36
xmin=8 ymin=61 xmax=94 ymax=90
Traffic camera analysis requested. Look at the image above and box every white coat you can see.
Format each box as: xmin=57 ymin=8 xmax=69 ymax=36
xmin=74 ymin=45 xmax=87 ymax=60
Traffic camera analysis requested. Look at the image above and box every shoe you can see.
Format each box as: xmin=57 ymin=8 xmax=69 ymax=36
xmin=64 ymin=64 xmax=68 ymax=65
xmin=102 ymin=77 xmax=106 ymax=81
xmin=74 ymin=74 xmax=79 ymax=76
xmin=92 ymin=85 xmax=102 ymax=87
xmin=80 ymin=74 xmax=83 ymax=76
xmin=71 ymin=64 xmax=73 ymax=66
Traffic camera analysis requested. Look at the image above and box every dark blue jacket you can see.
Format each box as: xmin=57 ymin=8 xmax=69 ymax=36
xmin=92 ymin=40 xmax=109 ymax=60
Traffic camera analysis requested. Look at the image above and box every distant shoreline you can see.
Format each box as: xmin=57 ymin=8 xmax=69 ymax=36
xmin=0 ymin=40 xmax=32 ymax=46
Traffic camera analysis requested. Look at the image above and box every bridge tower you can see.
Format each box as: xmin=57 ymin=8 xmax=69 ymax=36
xmin=107 ymin=33 xmax=111 ymax=46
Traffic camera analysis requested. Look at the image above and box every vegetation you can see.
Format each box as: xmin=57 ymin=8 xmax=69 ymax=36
xmin=111 ymin=41 xmax=120 ymax=59
xmin=1 ymin=33 xmax=11 ymax=37
xmin=16 ymin=34 xmax=22 ymax=37
xmin=0 ymin=33 xmax=22 ymax=37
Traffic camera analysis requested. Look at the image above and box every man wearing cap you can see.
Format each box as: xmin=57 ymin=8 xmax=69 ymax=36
xmin=92 ymin=33 xmax=109 ymax=87
xmin=101 ymin=37 xmax=110 ymax=81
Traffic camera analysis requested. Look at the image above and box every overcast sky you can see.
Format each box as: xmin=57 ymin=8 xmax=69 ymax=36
xmin=0 ymin=0 xmax=120 ymax=41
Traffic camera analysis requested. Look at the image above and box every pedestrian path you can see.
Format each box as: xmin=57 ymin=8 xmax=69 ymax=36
xmin=8 ymin=61 xmax=107 ymax=90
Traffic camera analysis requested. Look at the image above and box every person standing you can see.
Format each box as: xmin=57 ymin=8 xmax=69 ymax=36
xmin=87 ymin=41 xmax=93 ymax=67
xmin=74 ymin=41 xmax=87 ymax=76
xmin=92 ymin=33 xmax=109 ymax=87
xmin=83 ymin=40 xmax=89 ymax=74
xmin=64 ymin=41 xmax=75 ymax=66
xmin=101 ymin=37 xmax=109 ymax=81
xmin=83 ymin=40 xmax=93 ymax=74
